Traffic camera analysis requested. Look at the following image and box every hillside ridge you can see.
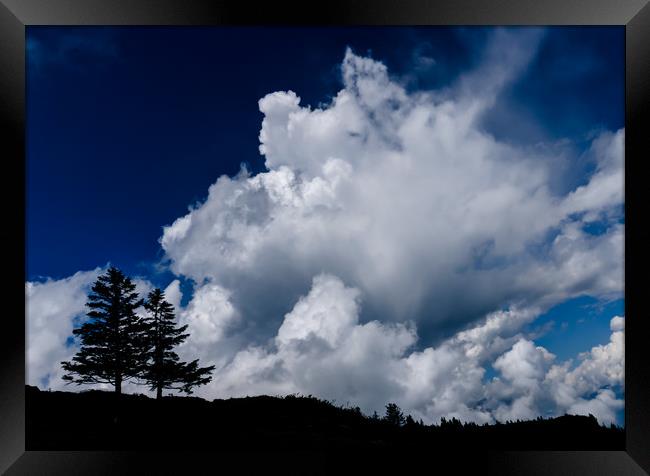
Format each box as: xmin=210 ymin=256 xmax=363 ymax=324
xmin=26 ymin=385 xmax=624 ymax=451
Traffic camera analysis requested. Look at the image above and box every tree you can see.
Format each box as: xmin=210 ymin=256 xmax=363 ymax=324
xmin=404 ymin=414 xmax=416 ymax=428
xmin=384 ymin=402 xmax=405 ymax=427
xmin=61 ymin=267 xmax=147 ymax=395
xmin=141 ymin=288 xmax=215 ymax=399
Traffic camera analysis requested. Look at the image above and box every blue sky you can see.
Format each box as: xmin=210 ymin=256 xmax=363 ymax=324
xmin=26 ymin=26 xmax=625 ymax=425
xmin=26 ymin=26 xmax=623 ymax=283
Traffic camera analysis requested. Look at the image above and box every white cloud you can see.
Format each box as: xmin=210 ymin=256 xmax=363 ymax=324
xmin=161 ymin=37 xmax=623 ymax=349
xmin=567 ymin=389 xmax=624 ymax=426
xmin=554 ymin=316 xmax=625 ymax=397
xmin=562 ymin=129 xmax=624 ymax=220
xmin=493 ymin=339 xmax=555 ymax=391
xmin=187 ymin=274 xmax=418 ymax=412
xmin=485 ymin=316 xmax=625 ymax=425
xmin=163 ymin=279 xmax=183 ymax=310
xmin=610 ymin=315 xmax=624 ymax=332
xmin=276 ymin=273 xmax=361 ymax=347
xmin=179 ymin=282 xmax=239 ymax=346
xmin=157 ymin=33 xmax=623 ymax=423
xmin=26 ymin=268 xmax=102 ymax=390
xmin=133 ymin=277 xmax=154 ymax=299
xmin=175 ymin=274 xmax=624 ymax=425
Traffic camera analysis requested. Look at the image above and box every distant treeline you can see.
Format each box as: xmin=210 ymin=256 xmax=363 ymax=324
xmin=26 ymin=385 xmax=624 ymax=451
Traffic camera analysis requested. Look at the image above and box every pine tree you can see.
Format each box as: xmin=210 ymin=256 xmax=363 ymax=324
xmin=384 ymin=402 xmax=406 ymax=426
xmin=141 ymin=288 xmax=215 ymax=399
xmin=405 ymin=414 xmax=416 ymax=428
xmin=61 ymin=267 xmax=147 ymax=395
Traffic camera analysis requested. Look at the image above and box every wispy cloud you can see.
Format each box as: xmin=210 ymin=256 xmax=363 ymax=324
xmin=27 ymin=29 xmax=120 ymax=73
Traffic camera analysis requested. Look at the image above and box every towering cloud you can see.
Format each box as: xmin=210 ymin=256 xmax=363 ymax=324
xmin=161 ymin=30 xmax=623 ymax=346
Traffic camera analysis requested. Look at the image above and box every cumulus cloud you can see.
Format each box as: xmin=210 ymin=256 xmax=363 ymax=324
xmin=610 ymin=315 xmax=624 ymax=332
xmin=161 ymin=31 xmax=623 ymax=346
xmin=26 ymin=268 xmax=102 ymax=390
xmin=567 ymin=389 xmax=624 ymax=427
xmin=276 ymin=274 xmax=362 ymax=347
xmin=156 ymin=31 xmax=623 ymax=423
xmin=485 ymin=315 xmax=625 ymax=425
xmin=163 ymin=279 xmax=182 ymax=310
xmin=549 ymin=316 xmax=624 ymax=401
xmin=173 ymin=274 xmax=624 ymax=425
xmin=180 ymin=282 xmax=239 ymax=346
xmin=183 ymin=274 xmax=417 ymax=411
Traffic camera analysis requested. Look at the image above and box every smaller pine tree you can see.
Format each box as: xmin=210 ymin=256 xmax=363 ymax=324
xmin=141 ymin=288 xmax=215 ymax=399
xmin=384 ymin=402 xmax=406 ymax=427
xmin=405 ymin=414 xmax=416 ymax=427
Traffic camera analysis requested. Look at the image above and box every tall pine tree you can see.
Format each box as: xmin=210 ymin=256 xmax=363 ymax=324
xmin=61 ymin=267 xmax=147 ymax=395
xmin=141 ymin=288 xmax=215 ymax=399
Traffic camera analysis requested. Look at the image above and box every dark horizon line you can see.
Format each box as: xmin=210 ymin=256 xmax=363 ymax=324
xmin=25 ymin=384 xmax=624 ymax=430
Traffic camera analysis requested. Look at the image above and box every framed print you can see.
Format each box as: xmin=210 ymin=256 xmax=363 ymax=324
xmin=2 ymin=0 xmax=649 ymax=474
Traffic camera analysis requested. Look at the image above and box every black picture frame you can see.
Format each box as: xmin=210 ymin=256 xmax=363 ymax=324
xmin=2 ymin=1 xmax=648 ymax=474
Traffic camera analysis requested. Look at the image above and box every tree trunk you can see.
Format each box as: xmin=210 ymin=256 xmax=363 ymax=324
xmin=156 ymin=385 xmax=162 ymax=400
xmin=115 ymin=374 xmax=122 ymax=395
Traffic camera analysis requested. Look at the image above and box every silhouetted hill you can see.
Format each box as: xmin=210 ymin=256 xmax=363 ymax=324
xmin=26 ymin=385 xmax=624 ymax=450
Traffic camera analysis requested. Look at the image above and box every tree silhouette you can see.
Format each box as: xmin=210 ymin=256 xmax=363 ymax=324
xmin=384 ymin=402 xmax=405 ymax=426
xmin=141 ymin=288 xmax=215 ymax=399
xmin=404 ymin=414 xmax=416 ymax=428
xmin=61 ymin=267 xmax=147 ymax=395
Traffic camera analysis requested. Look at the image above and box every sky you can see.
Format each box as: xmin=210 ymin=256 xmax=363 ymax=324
xmin=26 ymin=26 xmax=625 ymax=426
